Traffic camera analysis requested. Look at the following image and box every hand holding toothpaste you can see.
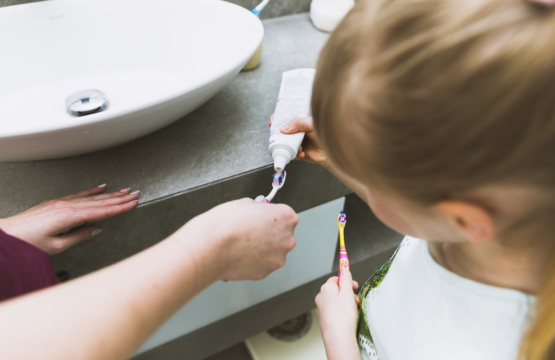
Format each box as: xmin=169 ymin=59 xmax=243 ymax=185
xmin=269 ymin=114 xmax=328 ymax=166
xmin=269 ymin=68 xmax=316 ymax=172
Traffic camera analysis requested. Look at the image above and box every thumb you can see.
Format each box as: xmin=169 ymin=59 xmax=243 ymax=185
xmin=280 ymin=117 xmax=313 ymax=134
xmin=339 ymin=269 xmax=354 ymax=293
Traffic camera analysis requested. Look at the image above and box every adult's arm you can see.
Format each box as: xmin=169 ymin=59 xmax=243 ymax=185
xmin=0 ymin=198 xmax=298 ymax=360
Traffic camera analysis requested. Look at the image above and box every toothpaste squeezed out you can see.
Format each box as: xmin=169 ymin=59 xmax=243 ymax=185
xmin=269 ymin=68 xmax=316 ymax=172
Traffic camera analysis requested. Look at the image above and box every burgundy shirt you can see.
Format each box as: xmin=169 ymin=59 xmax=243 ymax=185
xmin=0 ymin=229 xmax=60 ymax=302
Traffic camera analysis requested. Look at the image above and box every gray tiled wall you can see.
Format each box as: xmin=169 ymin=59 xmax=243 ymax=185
xmin=0 ymin=0 xmax=311 ymax=19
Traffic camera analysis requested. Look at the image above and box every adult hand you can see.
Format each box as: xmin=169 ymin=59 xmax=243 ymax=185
xmin=269 ymin=114 xmax=328 ymax=166
xmin=0 ymin=197 xmax=295 ymax=360
xmin=174 ymin=198 xmax=299 ymax=281
xmin=0 ymin=185 xmax=139 ymax=255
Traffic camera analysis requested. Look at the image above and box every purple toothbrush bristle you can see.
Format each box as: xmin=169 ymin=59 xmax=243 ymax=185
xmin=339 ymin=211 xmax=347 ymax=225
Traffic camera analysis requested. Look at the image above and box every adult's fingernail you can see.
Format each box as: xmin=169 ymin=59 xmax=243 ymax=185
xmin=97 ymin=184 xmax=107 ymax=188
xmin=91 ymin=228 xmax=103 ymax=237
xmin=281 ymin=125 xmax=290 ymax=132
xmin=120 ymin=188 xmax=131 ymax=193
xmin=130 ymin=190 xmax=140 ymax=195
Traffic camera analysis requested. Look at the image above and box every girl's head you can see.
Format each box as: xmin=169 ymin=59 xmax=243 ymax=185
xmin=312 ymin=0 xmax=555 ymax=358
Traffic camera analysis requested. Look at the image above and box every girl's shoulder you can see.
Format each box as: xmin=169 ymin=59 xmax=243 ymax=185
xmin=357 ymin=236 xmax=418 ymax=359
xmin=358 ymin=236 xmax=419 ymax=300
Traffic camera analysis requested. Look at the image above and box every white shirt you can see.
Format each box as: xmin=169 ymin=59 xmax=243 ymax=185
xmin=359 ymin=237 xmax=535 ymax=360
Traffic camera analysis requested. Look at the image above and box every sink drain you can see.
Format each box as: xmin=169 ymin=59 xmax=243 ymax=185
xmin=267 ymin=312 xmax=312 ymax=342
xmin=65 ymin=89 xmax=108 ymax=117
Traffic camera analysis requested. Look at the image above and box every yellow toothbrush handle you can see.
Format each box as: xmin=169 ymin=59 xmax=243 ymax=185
xmin=338 ymin=228 xmax=349 ymax=277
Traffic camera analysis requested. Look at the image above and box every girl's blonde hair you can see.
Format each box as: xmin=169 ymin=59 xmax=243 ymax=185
xmin=312 ymin=0 xmax=555 ymax=359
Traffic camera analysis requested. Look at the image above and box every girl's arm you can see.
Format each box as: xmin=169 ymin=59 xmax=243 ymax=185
xmin=0 ymin=198 xmax=298 ymax=360
xmin=316 ymin=270 xmax=363 ymax=360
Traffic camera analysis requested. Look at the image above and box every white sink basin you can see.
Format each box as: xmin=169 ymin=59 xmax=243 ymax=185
xmin=0 ymin=0 xmax=263 ymax=161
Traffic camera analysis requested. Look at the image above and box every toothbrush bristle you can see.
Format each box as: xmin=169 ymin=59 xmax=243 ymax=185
xmin=338 ymin=211 xmax=347 ymax=226
xmin=272 ymin=171 xmax=284 ymax=186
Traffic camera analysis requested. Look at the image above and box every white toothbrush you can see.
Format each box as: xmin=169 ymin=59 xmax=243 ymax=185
xmin=252 ymin=0 xmax=270 ymax=16
xmin=255 ymin=170 xmax=286 ymax=203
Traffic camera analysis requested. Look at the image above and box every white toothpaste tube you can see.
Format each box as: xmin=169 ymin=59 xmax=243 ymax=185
xmin=269 ymin=68 xmax=316 ymax=172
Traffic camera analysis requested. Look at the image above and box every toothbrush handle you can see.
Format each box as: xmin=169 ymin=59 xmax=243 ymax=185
xmin=339 ymin=245 xmax=350 ymax=279
xmin=338 ymin=228 xmax=349 ymax=278
xmin=265 ymin=187 xmax=279 ymax=203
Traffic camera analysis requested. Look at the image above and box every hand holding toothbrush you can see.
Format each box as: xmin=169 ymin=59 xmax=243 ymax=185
xmin=314 ymin=212 xmax=361 ymax=360
xmin=316 ymin=270 xmax=362 ymax=360
xmin=176 ymin=198 xmax=298 ymax=281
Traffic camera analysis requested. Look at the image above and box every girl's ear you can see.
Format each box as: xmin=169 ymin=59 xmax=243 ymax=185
xmin=435 ymin=201 xmax=496 ymax=243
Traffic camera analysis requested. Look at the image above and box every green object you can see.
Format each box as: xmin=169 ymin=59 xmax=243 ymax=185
xmin=357 ymin=245 xmax=401 ymax=359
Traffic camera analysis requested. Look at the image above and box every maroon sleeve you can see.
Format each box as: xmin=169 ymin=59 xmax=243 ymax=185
xmin=0 ymin=229 xmax=60 ymax=302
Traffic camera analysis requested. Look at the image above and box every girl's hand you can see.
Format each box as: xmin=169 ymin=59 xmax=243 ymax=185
xmin=269 ymin=114 xmax=328 ymax=166
xmin=0 ymin=185 xmax=139 ymax=255
xmin=316 ymin=270 xmax=363 ymax=360
xmin=174 ymin=198 xmax=299 ymax=281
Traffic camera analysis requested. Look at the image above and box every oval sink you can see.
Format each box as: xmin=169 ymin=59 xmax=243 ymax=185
xmin=0 ymin=0 xmax=263 ymax=161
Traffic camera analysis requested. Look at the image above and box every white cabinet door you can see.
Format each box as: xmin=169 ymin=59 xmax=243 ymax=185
xmin=136 ymin=197 xmax=345 ymax=354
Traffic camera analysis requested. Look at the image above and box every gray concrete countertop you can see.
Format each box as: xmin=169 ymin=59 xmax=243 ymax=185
xmin=0 ymin=13 xmax=328 ymax=218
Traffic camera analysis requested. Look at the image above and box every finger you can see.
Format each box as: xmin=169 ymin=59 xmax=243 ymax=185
xmin=280 ymin=117 xmax=313 ymax=134
xmin=355 ymin=294 xmax=361 ymax=306
xmin=66 ymin=193 xmax=139 ymax=208
xmin=294 ymin=152 xmax=306 ymax=161
xmin=353 ymin=280 xmax=359 ymax=290
xmin=71 ymin=188 xmax=132 ymax=202
xmin=50 ymin=226 xmax=102 ymax=254
xmin=339 ymin=269 xmax=354 ymax=293
xmin=63 ymin=201 xmax=138 ymax=227
xmin=326 ymin=276 xmax=339 ymax=285
xmin=59 ymin=184 xmax=108 ymax=201
xmin=269 ymin=113 xmax=274 ymax=127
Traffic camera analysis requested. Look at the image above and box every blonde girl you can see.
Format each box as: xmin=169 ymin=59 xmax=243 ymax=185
xmin=277 ymin=0 xmax=555 ymax=359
